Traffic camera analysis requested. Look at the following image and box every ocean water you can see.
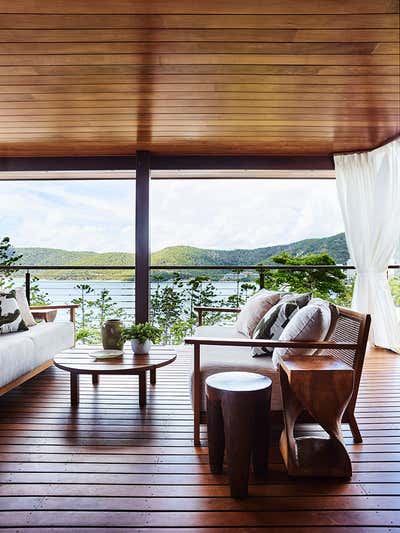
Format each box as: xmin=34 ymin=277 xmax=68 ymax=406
xmin=18 ymin=278 xmax=244 ymax=322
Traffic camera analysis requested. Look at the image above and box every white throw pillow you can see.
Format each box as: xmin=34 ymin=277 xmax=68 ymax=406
xmin=15 ymin=287 xmax=36 ymax=327
xmin=235 ymin=289 xmax=282 ymax=338
xmin=272 ymin=298 xmax=338 ymax=369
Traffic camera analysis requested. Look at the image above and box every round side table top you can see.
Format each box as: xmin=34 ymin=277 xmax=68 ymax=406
xmin=54 ymin=344 xmax=176 ymax=374
xmin=206 ymin=371 xmax=272 ymax=392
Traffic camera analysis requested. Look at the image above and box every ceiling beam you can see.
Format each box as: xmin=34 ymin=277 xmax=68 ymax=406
xmin=0 ymin=154 xmax=334 ymax=173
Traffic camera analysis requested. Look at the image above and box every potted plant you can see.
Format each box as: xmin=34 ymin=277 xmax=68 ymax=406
xmin=122 ymin=322 xmax=162 ymax=354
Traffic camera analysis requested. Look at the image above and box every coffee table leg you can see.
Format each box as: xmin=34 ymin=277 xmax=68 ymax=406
xmin=70 ymin=373 xmax=79 ymax=407
xmin=139 ymin=372 xmax=147 ymax=407
xmin=92 ymin=374 xmax=99 ymax=386
xmin=150 ymin=368 xmax=156 ymax=385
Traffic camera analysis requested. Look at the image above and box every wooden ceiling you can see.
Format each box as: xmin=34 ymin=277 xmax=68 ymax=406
xmin=0 ymin=0 xmax=398 ymax=158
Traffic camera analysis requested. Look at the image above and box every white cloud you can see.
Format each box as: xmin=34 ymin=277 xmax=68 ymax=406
xmin=151 ymin=179 xmax=344 ymax=250
xmin=0 ymin=179 xmax=344 ymax=253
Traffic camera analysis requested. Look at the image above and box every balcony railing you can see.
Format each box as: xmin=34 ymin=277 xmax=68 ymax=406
xmin=2 ymin=263 xmax=399 ymax=344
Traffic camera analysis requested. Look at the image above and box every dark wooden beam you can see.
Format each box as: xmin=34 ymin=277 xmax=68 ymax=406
xmin=0 ymin=156 xmax=136 ymax=172
xmin=151 ymin=155 xmax=335 ymax=170
xmin=0 ymin=155 xmax=334 ymax=173
xmin=135 ymin=150 xmax=151 ymax=324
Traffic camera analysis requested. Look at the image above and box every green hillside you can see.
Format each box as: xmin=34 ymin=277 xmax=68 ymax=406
xmin=151 ymin=233 xmax=348 ymax=267
xmin=14 ymin=232 xmax=349 ymax=280
xmin=15 ymin=247 xmax=93 ymax=266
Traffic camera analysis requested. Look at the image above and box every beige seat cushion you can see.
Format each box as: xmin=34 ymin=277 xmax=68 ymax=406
xmin=190 ymin=325 xmax=282 ymax=412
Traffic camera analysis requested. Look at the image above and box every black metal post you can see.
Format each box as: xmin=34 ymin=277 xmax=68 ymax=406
xmin=25 ymin=270 xmax=31 ymax=305
xmin=259 ymin=268 xmax=265 ymax=289
xmin=135 ymin=151 xmax=151 ymax=324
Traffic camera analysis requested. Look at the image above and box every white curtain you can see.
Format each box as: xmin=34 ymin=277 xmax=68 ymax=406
xmin=334 ymin=139 xmax=400 ymax=353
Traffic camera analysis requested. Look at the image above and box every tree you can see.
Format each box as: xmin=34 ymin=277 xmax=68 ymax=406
xmin=390 ymin=276 xmax=400 ymax=307
xmin=30 ymin=276 xmax=51 ymax=305
xmin=263 ymin=251 xmax=348 ymax=302
xmin=150 ymin=273 xmax=186 ymax=343
xmin=0 ymin=237 xmax=22 ymax=290
xmin=72 ymin=283 xmax=95 ymax=330
xmin=93 ymin=289 xmax=126 ymax=326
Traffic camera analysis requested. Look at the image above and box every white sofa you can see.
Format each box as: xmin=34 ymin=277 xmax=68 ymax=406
xmin=0 ymin=305 xmax=76 ymax=395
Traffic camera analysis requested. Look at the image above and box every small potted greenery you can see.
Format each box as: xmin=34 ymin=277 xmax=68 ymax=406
xmin=122 ymin=322 xmax=162 ymax=354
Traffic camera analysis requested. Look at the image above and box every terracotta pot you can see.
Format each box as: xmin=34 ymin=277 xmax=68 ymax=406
xmin=101 ymin=319 xmax=124 ymax=351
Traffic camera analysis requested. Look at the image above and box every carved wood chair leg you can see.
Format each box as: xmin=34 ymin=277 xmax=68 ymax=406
xmin=347 ymin=410 xmax=362 ymax=443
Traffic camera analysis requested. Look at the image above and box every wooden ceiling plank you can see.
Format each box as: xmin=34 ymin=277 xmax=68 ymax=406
xmin=0 ymin=0 xmax=397 ymax=15
xmin=0 ymin=14 xmax=397 ymax=30
xmin=0 ymin=29 xmax=397 ymax=43
xmin=0 ymin=53 xmax=395 ymax=66
xmin=0 ymin=42 xmax=389 ymax=55
xmin=0 ymin=75 xmax=397 ymax=86
xmin=1 ymin=101 xmax=398 ymax=111
xmin=0 ymin=83 xmax=397 ymax=94
xmin=0 ymin=64 xmax=396 ymax=76
xmin=0 ymin=92 xmax=396 ymax=102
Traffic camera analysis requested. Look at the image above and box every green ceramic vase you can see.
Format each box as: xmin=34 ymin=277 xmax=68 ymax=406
xmin=101 ymin=319 xmax=124 ymax=351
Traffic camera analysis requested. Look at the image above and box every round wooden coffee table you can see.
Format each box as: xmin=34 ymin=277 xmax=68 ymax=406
xmin=54 ymin=345 xmax=176 ymax=407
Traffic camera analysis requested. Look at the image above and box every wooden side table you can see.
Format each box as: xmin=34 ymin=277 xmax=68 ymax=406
xmin=206 ymin=371 xmax=272 ymax=499
xmin=279 ymin=355 xmax=354 ymax=478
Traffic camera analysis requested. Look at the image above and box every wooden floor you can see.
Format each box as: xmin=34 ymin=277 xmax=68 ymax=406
xmin=0 ymin=345 xmax=399 ymax=531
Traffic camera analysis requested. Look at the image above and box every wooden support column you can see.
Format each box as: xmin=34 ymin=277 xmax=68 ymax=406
xmin=135 ymin=151 xmax=151 ymax=324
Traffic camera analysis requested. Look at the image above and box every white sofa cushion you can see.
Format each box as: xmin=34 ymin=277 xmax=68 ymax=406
xmin=0 ymin=331 xmax=35 ymax=388
xmin=0 ymin=321 xmax=75 ymax=389
xmin=191 ymin=325 xmax=282 ymax=412
xmin=27 ymin=321 xmax=75 ymax=366
xmin=235 ymin=289 xmax=281 ymax=337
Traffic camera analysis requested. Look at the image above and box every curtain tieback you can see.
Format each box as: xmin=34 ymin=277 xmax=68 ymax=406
xmin=357 ymin=271 xmax=387 ymax=278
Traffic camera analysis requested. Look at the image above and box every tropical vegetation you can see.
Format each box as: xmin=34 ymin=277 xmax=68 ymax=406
xmin=1 ymin=236 xmax=399 ymax=345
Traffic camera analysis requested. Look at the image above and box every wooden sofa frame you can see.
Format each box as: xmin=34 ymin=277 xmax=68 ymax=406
xmin=0 ymin=304 xmax=79 ymax=397
xmin=185 ymin=305 xmax=371 ymax=446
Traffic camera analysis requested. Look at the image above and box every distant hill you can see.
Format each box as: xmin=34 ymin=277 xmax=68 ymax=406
xmin=151 ymin=233 xmax=348 ymax=267
xmin=14 ymin=233 xmax=349 ymax=280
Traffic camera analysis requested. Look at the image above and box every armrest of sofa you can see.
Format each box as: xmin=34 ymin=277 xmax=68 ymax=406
xmin=30 ymin=304 xmax=79 ymax=324
xmin=185 ymin=336 xmax=358 ymax=350
xmin=194 ymin=306 xmax=241 ymax=326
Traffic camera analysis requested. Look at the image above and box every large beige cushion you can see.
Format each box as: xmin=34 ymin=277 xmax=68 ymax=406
xmin=272 ymin=298 xmax=338 ymax=369
xmin=191 ymin=325 xmax=282 ymax=412
xmin=0 ymin=321 xmax=74 ymax=389
xmin=235 ymin=289 xmax=281 ymax=337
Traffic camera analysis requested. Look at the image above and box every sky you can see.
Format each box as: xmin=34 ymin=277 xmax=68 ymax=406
xmin=0 ymin=179 xmax=344 ymax=253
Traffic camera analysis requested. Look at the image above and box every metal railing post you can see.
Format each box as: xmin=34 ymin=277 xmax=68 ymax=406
xmin=25 ymin=270 xmax=31 ymax=305
xmin=259 ymin=268 xmax=265 ymax=289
